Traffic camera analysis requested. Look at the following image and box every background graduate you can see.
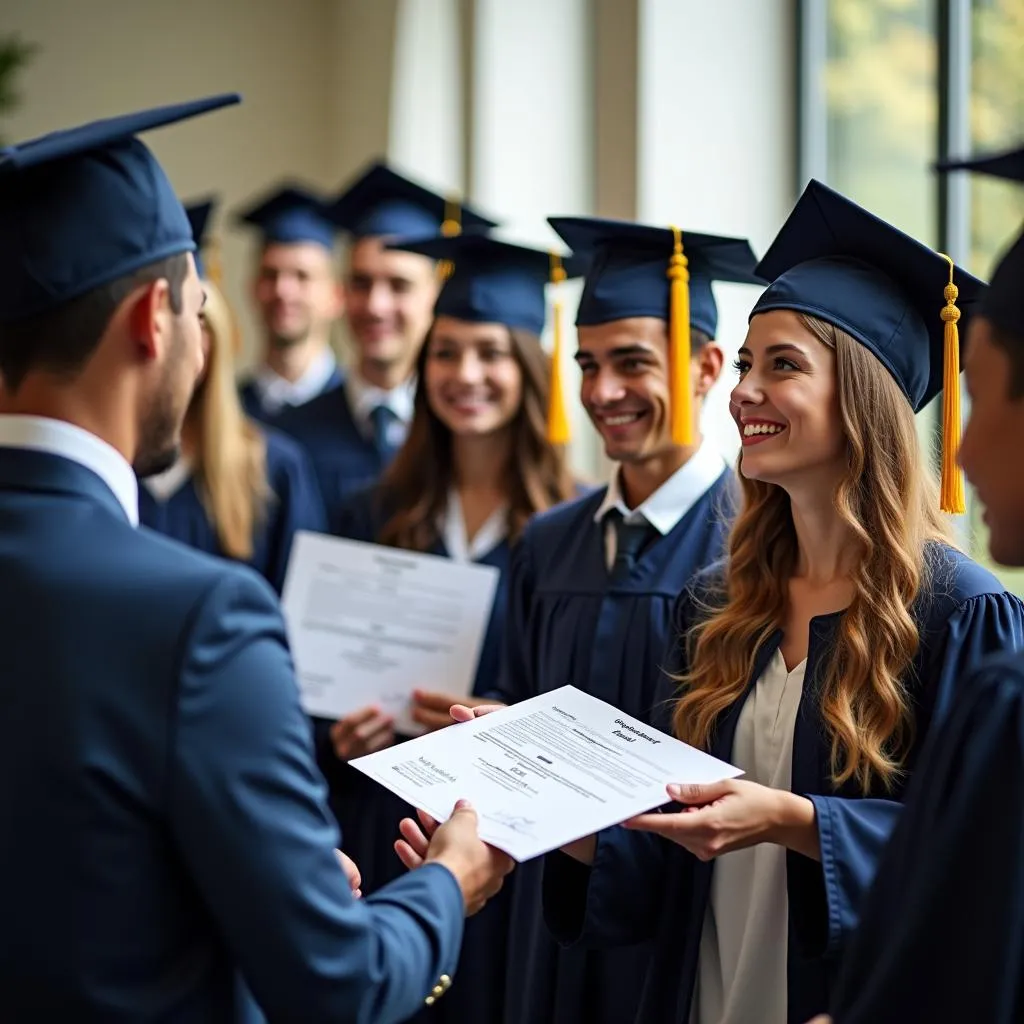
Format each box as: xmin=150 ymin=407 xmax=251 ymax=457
xmin=273 ymin=161 xmax=497 ymax=513
xmin=317 ymin=232 xmax=580 ymax=1023
xmin=538 ymin=181 xmax=1024 ymax=1024
xmin=234 ymin=184 xmax=344 ymax=421
xmin=139 ymin=198 xmax=327 ymax=594
xmin=820 ymin=142 xmax=1024 ymax=1024
xmin=489 ymin=217 xmax=765 ymax=1024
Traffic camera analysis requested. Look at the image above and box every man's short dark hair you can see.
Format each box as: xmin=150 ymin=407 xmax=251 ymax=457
xmin=0 ymin=252 xmax=189 ymax=393
xmin=990 ymin=324 xmax=1024 ymax=401
xmin=691 ymin=327 xmax=712 ymax=350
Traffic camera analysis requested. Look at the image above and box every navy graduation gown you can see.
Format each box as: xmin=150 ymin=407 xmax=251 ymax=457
xmin=238 ymin=366 xmax=343 ymax=425
xmin=316 ymin=485 xmax=512 ymax=1024
xmin=829 ymin=649 xmax=1024 ymax=1023
xmin=543 ymin=543 xmax=1024 ymax=1024
xmin=495 ymin=470 xmax=735 ymax=1024
xmin=138 ymin=426 xmax=326 ymax=593
xmin=0 ymin=446 xmax=464 ymax=1022
xmin=272 ymin=382 xmax=396 ymax=518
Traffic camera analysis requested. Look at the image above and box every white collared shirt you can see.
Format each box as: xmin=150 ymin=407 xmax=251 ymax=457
xmin=345 ymin=371 xmax=416 ymax=447
xmin=593 ymin=440 xmax=728 ymax=569
xmin=251 ymin=347 xmax=338 ymax=417
xmin=0 ymin=414 xmax=139 ymax=526
xmin=141 ymin=455 xmax=193 ymax=502
xmin=441 ymin=487 xmax=509 ymax=564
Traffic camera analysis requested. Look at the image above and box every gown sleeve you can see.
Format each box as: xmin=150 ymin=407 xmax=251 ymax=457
xmin=789 ymin=590 xmax=1024 ymax=962
xmin=830 ymin=654 xmax=1024 ymax=1023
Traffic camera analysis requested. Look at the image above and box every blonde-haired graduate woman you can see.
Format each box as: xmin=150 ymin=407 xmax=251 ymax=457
xmin=531 ymin=181 xmax=1024 ymax=1024
xmin=317 ymin=232 xmax=582 ymax=1024
xmin=139 ymin=200 xmax=327 ymax=592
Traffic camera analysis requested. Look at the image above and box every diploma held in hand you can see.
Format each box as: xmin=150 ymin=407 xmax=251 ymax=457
xmin=350 ymin=685 xmax=743 ymax=861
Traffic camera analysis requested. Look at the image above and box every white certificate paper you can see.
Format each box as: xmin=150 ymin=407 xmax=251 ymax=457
xmin=350 ymin=685 xmax=743 ymax=861
xmin=281 ymin=531 xmax=500 ymax=735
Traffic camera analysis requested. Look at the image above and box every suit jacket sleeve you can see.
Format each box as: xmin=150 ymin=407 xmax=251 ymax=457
xmin=167 ymin=570 xmax=464 ymax=1024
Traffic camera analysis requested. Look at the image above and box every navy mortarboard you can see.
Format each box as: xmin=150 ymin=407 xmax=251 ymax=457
xmin=547 ymin=215 xmax=764 ymax=446
xmin=388 ymin=231 xmax=589 ymax=441
xmin=936 ymin=142 xmax=1024 ymax=341
xmin=184 ymin=196 xmax=216 ymax=280
xmin=0 ymin=93 xmax=241 ymax=323
xmin=752 ymin=177 xmax=987 ymax=513
xmin=235 ymin=184 xmax=338 ymax=250
xmin=330 ymin=159 xmax=499 ymax=243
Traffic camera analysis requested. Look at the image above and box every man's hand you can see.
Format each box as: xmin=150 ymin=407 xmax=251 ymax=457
xmin=449 ymin=701 xmax=506 ymax=724
xmin=335 ymin=850 xmax=362 ymax=898
xmin=330 ymin=706 xmax=395 ymax=760
xmin=412 ymin=691 xmax=500 ymax=732
xmin=395 ymin=800 xmax=515 ymax=916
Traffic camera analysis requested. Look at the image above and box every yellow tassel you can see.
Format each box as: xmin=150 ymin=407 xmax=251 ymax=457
xmin=667 ymin=225 xmax=693 ymax=446
xmin=205 ymin=237 xmax=223 ymax=290
xmin=938 ymin=252 xmax=965 ymax=515
xmin=547 ymin=252 xmax=571 ymax=445
xmin=437 ymin=193 xmax=461 ymax=282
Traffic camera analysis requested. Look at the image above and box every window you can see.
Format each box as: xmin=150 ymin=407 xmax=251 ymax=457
xmin=800 ymin=0 xmax=1024 ymax=595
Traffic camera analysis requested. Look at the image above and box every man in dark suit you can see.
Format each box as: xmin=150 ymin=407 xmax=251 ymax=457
xmin=0 ymin=93 xmax=511 ymax=1023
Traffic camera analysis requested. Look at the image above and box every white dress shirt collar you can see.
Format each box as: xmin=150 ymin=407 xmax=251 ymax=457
xmin=593 ymin=439 xmax=728 ymax=535
xmin=345 ymin=370 xmax=417 ymax=439
xmin=0 ymin=414 xmax=139 ymax=525
xmin=253 ymin=347 xmax=338 ymax=417
xmin=441 ymin=487 xmax=508 ymax=563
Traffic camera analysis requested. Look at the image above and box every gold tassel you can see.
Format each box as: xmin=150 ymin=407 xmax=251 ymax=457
xmin=437 ymin=193 xmax=461 ymax=282
xmin=938 ymin=252 xmax=965 ymax=515
xmin=667 ymin=225 xmax=693 ymax=445
xmin=546 ymin=252 xmax=571 ymax=445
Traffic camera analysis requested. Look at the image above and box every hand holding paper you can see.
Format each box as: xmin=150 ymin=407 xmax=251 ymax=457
xmin=351 ymin=685 xmax=743 ymax=861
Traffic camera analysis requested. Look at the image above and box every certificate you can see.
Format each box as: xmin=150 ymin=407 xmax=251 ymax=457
xmin=280 ymin=531 xmax=500 ymax=735
xmin=350 ymin=685 xmax=743 ymax=861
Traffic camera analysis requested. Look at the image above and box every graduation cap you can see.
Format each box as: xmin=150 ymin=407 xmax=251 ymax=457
xmin=389 ymin=232 xmax=589 ymax=442
xmin=935 ymin=142 xmax=1024 ymax=343
xmin=752 ymin=177 xmax=988 ymax=514
xmin=234 ymin=184 xmax=338 ymax=250
xmin=330 ymin=159 xmax=498 ymax=243
xmin=184 ymin=196 xmax=216 ymax=280
xmin=547 ymin=215 xmax=765 ymax=446
xmin=0 ymin=92 xmax=241 ymax=323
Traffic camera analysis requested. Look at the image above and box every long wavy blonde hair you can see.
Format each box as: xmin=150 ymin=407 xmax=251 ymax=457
xmin=672 ymin=314 xmax=954 ymax=793
xmin=190 ymin=280 xmax=270 ymax=560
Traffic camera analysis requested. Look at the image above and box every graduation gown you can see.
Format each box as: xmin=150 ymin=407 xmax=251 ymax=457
xmin=542 ymin=543 xmax=1024 ymax=1024
xmin=271 ymin=382 xmax=395 ymax=518
xmin=828 ymin=648 xmax=1024 ymax=1023
xmin=315 ymin=485 xmax=512 ymax=1024
xmin=138 ymin=426 xmax=326 ymax=593
xmin=495 ymin=470 xmax=735 ymax=1024
xmin=238 ymin=366 xmax=343 ymax=425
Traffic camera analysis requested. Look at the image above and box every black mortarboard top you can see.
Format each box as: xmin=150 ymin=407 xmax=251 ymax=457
xmin=235 ymin=184 xmax=338 ymax=250
xmin=751 ymin=178 xmax=987 ymax=513
xmin=390 ymin=232 xmax=588 ymax=443
xmin=184 ymin=196 xmax=216 ymax=280
xmin=936 ymin=142 xmax=1024 ymax=341
xmin=0 ymin=92 xmax=241 ymax=323
xmin=547 ymin=215 xmax=765 ymax=446
xmin=330 ymin=159 xmax=498 ymax=243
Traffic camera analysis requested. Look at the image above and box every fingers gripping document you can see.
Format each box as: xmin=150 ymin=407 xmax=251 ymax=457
xmin=280 ymin=532 xmax=500 ymax=735
xmin=350 ymin=686 xmax=743 ymax=861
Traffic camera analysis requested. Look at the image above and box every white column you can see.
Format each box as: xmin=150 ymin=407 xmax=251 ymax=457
xmin=469 ymin=0 xmax=599 ymax=479
xmin=638 ymin=0 xmax=797 ymax=463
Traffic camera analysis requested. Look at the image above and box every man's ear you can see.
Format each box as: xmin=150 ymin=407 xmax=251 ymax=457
xmin=693 ymin=342 xmax=724 ymax=398
xmin=129 ymin=278 xmax=171 ymax=362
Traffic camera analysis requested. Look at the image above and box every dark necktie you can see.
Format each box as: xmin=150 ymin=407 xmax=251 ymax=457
xmin=369 ymin=404 xmax=400 ymax=460
xmin=607 ymin=509 xmax=655 ymax=583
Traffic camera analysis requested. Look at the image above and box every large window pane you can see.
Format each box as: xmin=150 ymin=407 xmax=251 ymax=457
xmin=966 ymin=0 xmax=1024 ymax=594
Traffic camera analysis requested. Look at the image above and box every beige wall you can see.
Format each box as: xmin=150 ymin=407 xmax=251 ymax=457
xmin=3 ymin=0 xmax=336 ymax=367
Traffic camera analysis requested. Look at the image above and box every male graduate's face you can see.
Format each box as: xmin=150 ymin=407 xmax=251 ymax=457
xmin=576 ymin=317 xmax=720 ymax=463
xmin=253 ymin=241 xmax=341 ymax=349
xmin=344 ymin=237 xmax=439 ymax=374
xmin=958 ymin=317 xmax=1024 ymax=566
xmin=135 ymin=255 xmax=207 ymax=477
